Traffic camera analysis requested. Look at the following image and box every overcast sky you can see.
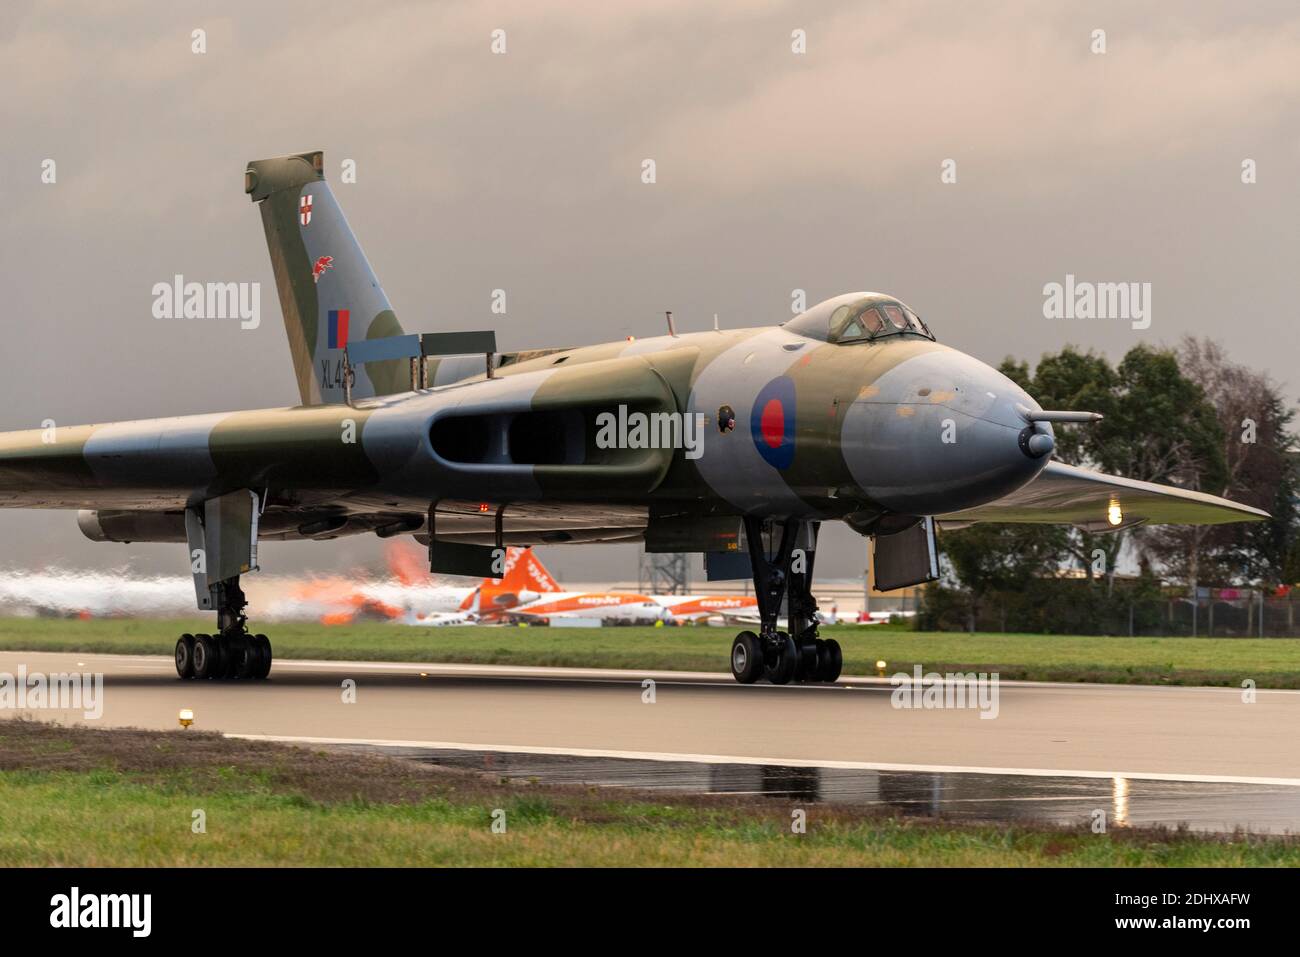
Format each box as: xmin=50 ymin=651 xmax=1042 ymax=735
xmin=1 ymin=0 xmax=1297 ymax=583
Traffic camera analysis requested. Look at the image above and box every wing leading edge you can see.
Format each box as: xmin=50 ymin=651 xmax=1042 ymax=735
xmin=936 ymin=461 xmax=1270 ymax=528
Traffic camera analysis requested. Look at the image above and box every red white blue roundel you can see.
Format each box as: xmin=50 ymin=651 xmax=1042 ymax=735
xmin=751 ymin=376 xmax=796 ymax=469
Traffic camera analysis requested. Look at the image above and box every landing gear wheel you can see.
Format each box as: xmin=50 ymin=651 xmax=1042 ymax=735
xmin=820 ymin=638 xmax=843 ymax=683
xmin=219 ymin=637 xmax=239 ymax=679
xmin=794 ymin=636 xmax=819 ymax=682
xmin=766 ymin=633 xmax=798 ymax=685
xmin=809 ymin=637 xmax=828 ymax=682
xmin=252 ymin=634 xmax=272 ymax=680
xmin=732 ymin=516 xmax=829 ymax=687
xmin=214 ymin=635 xmax=229 ymax=678
xmin=175 ymin=634 xmax=195 ymax=679
xmin=730 ymin=631 xmax=764 ymax=684
xmin=234 ymin=634 xmax=258 ymax=679
xmin=192 ymin=634 xmax=217 ymax=680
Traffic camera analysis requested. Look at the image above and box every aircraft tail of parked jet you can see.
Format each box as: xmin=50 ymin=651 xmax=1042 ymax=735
xmin=245 ymin=150 xmax=408 ymax=405
xmin=468 ymin=545 xmax=561 ymax=617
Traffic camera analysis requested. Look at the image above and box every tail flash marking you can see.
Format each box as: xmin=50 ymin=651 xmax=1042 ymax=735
xmin=327 ymin=309 xmax=350 ymax=350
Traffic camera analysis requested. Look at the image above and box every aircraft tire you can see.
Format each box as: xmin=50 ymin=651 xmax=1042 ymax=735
xmin=730 ymin=631 xmax=764 ymax=684
xmin=175 ymin=634 xmax=195 ymax=679
xmin=810 ymin=638 xmax=829 ymax=682
xmin=821 ymin=638 xmax=843 ymax=683
xmin=767 ymin=633 xmax=798 ymax=685
xmin=218 ymin=637 xmax=238 ymax=679
xmin=234 ymin=634 xmax=258 ymax=679
xmin=253 ymin=634 xmax=272 ymax=680
xmin=795 ymin=637 xmax=819 ymax=682
xmin=192 ymin=634 xmax=217 ymax=680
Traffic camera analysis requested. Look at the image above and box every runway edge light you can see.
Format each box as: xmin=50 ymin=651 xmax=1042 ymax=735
xmin=178 ymin=708 xmax=194 ymax=729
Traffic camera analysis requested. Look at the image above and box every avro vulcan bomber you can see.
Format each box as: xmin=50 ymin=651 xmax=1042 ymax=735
xmin=0 ymin=152 xmax=1266 ymax=684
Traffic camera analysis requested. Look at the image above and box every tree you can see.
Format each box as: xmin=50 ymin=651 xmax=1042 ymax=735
xmin=941 ymin=522 xmax=1069 ymax=631
xmin=1014 ymin=345 xmax=1224 ymax=591
xmin=1000 ymin=348 xmax=1121 ymax=586
xmin=935 ymin=340 xmax=1290 ymax=633
xmin=1144 ymin=337 xmax=1298 ymax=589
xmin=1004 ymin=348 xmax=1116 ymax=468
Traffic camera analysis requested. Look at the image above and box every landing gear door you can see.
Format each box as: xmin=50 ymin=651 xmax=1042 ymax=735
xmin=872 ymin=516 xmax=939 ymax=592
xmin=184 ymin=509 xmax=212 ymax=610
xmin=186 ymin=490 xmax=260 ymax=608
xmin=206 ymin=490 xmax=260 ymax=586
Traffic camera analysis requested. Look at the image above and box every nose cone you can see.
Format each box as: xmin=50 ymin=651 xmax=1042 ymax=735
xmin=840 ymin=347 xmax=1052 ymax=515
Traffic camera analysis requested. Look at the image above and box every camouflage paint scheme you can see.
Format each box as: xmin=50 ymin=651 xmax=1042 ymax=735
xmin=0 ymin=151 xmax=1267 ymax=559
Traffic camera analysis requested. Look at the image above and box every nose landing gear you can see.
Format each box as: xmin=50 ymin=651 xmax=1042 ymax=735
xmin=729 ymin=517 xmax=842 ymax=685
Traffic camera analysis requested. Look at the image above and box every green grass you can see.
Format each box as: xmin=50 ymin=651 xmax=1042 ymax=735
xmin=1 ymin=720 xmax=1294 ymax=866
xmin=2 ymin=616 xmax=1299 ymax=687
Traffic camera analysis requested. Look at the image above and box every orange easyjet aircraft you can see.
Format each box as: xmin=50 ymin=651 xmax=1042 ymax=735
xmin=507 ymin=556 xmax=759 ymax=625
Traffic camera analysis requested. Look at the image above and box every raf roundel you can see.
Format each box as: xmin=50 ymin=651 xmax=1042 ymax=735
xmin=750 ymin=376 xmax=796 ymax=469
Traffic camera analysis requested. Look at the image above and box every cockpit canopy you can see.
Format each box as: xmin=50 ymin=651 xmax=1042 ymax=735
xmin=783 ymin=293 xmax=934 ymax=344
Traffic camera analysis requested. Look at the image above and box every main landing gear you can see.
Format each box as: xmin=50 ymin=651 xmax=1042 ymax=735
xmin=174 ymin=577 xmax=272 ymax=680
xmin=730 ymin=516 xmax=842 ymax=685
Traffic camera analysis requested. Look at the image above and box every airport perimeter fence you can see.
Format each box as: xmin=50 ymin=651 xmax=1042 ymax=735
xmin=918 ymin=591 xmax=1300 ymax=638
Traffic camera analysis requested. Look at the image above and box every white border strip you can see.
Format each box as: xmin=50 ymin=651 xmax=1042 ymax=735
xmin=225 ymin=733 xmax=1300 ymax=788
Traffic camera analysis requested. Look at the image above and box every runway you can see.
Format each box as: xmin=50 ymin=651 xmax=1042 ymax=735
xmin=4 ymin=649 xmax=1300 ymax=833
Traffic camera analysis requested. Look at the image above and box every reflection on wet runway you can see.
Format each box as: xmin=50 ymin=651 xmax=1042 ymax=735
xmin=337 ymin=745 xmax=1300 ymax=835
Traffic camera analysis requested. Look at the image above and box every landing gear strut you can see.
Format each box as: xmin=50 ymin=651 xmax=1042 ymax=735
xmin=730 ymin=517 xmax=842 ymax=685
xmin=175 ymin=577 xmax=272 ymax=680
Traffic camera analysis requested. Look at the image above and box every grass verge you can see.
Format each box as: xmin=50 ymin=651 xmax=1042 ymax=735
xmin=1 ymin=719 xmax=1295 ymax=866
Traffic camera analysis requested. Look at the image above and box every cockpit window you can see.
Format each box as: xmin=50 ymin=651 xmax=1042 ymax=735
xmin=783 ymin=293 xmax=935 ymax=344
xmin=830 ymin=302 xmax=885 ymax=342
xmin=881 ymin=304 xmax=907 ymax=330
xmin=903 ymin=306 xmax=928 ymax=335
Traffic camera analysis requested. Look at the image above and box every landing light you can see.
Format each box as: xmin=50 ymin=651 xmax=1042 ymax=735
xmin=178 ymin=708 xmax=194 ymax=729
xmin=1107 ymin=502 xmax=1123 ymax=527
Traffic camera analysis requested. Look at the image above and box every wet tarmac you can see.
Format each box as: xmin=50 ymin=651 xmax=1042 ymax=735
xmin=341 ymin=744 xmax=1300 ymax=835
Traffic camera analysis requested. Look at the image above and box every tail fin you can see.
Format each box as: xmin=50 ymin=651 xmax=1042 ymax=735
xmin=466 ymin=548 xmax=562 ymax=615
xmin=245 ymin=150 xmax=408 ymax=404
xmin=504 ymin=547 xmax=562 ymax=594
